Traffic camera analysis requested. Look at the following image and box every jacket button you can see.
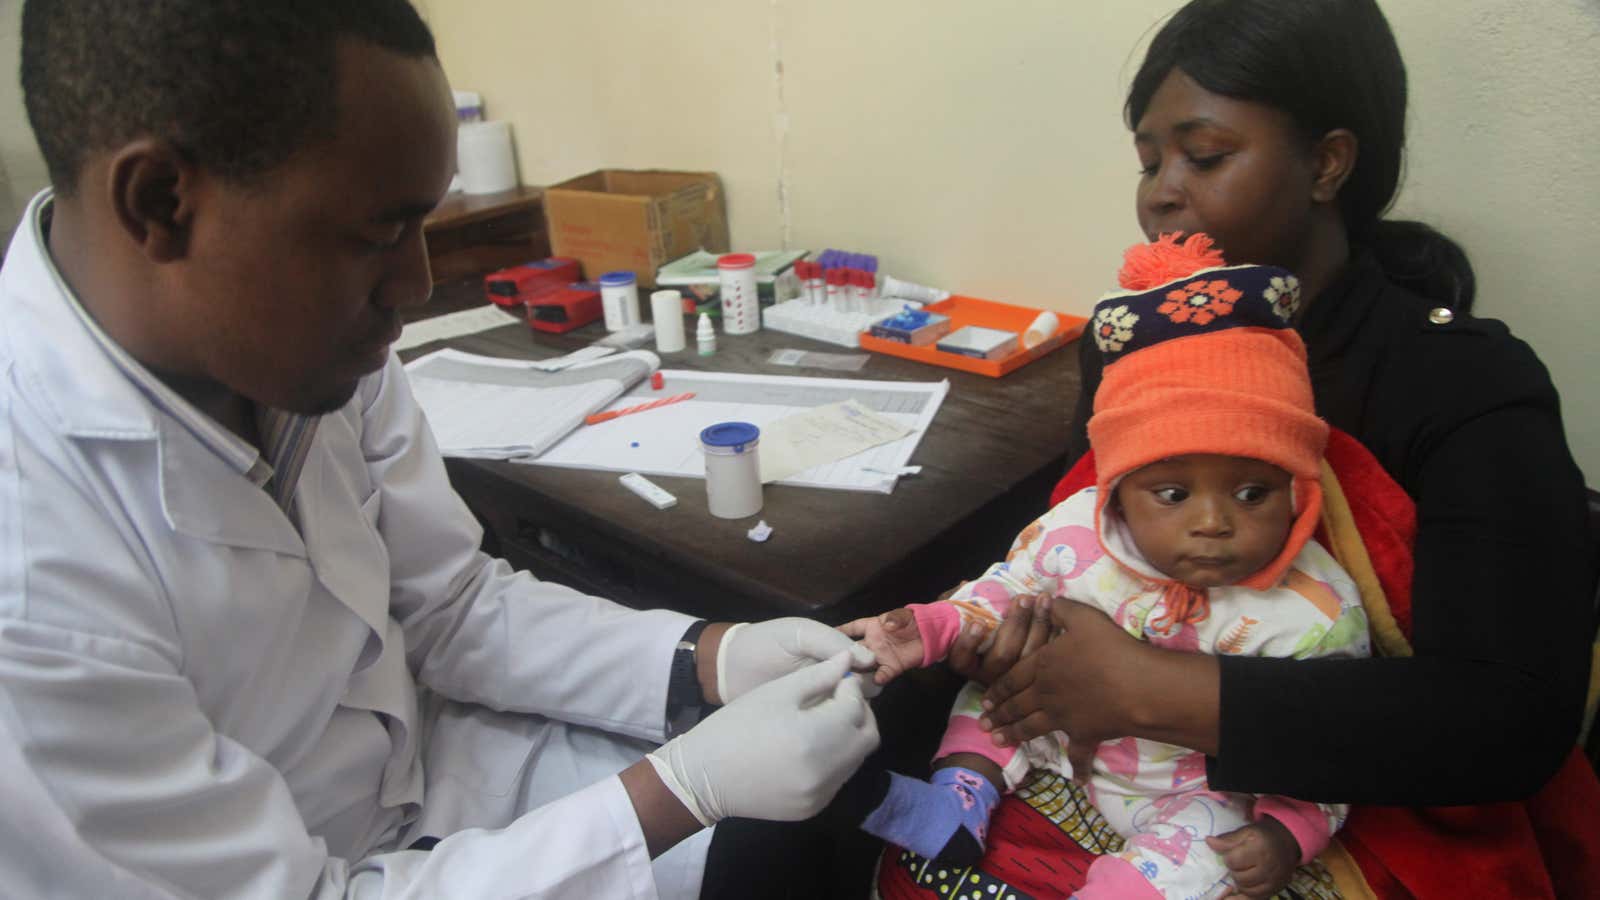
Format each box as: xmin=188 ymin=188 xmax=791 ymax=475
xmin=1428 ymin=307 xmax=1455 ymax=325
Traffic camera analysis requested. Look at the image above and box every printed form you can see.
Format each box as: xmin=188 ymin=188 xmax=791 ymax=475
xmin=526 ymin=370 xmax=948 ymax=493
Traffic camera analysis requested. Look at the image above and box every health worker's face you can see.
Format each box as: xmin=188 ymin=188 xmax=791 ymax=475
xmin=1132 ymin=69 xmax=1320 ymax=271
xmin=178 ymin=40 xmax=457 ymax=414
xmin=1114 ymin=454 xmax=1294 ymax=589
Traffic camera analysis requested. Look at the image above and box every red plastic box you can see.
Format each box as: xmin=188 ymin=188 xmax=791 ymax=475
xmin=483 ymin=258 xmax=582 ymax=308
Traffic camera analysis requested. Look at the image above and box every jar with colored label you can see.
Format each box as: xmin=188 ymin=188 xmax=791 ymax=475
xmin=717 ymin=253 xmax=760 ymax=336
xmin=598 ymin=270 xmax=641 ymax=331
xmin=700 ymin=422 xmax=762 ymax=518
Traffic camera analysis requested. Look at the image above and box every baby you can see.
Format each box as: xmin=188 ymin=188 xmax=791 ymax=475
xmin=845 ymin=235 xmax=1371 ymax=899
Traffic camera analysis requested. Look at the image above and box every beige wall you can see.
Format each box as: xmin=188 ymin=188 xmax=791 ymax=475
xmin=3 ymin=1 xmax=1595 ymax=477
xmin=0 ymin=0 xmax=50 ymax=255
xmin=423 ymin=0 xmax=1599 ymax=481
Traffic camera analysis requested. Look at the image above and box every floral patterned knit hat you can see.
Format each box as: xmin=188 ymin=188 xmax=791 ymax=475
xmin=1087 ymin=233 xmax=1329 ymax=592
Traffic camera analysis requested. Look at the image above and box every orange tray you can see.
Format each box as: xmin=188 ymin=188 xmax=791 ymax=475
xmin=858 ymin=295 xmax=1087 ymax=378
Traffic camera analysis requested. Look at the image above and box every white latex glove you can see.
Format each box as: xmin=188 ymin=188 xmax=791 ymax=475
xmin=717 ymin=617 xmax=880 ymax=702
xmin=646 ymin=651 xmax=879 ymax=826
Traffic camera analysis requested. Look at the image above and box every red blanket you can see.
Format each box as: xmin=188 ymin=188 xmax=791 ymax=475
xmin=877 ymin=430 xmax=1600 ymax=899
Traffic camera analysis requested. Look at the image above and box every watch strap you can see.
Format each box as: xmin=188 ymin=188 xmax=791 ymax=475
xmin=665 ymin=619 xmax=712 ymax=738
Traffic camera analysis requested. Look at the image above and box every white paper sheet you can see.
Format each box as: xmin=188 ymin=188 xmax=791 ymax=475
xmin=395 ymin=305 xmax=523 ymax=350
xmin=404 ymin=348 xmax=657 ymax=458
xmin=521 ymin=370 xmax=948 ymax=493
xmin=758 ymin=400 xmax=912 ymax=483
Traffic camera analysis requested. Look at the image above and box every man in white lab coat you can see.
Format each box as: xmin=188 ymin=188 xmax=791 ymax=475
xmin=0 ymin=2 xmax=880 ymax=897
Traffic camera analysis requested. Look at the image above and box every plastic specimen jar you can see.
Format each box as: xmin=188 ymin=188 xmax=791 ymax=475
xmin=598 ymin=271 xmax=641 ymax=331
xmin=700 ymin=422 xmax=762 ymax=518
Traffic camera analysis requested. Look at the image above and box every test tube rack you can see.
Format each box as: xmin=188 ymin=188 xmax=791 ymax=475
xmin=761 ymin=296 xmax=908 ymax=348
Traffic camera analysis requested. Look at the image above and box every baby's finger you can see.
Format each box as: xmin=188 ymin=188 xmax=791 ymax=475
xmin=838 ymin=618 xmax=870 ymax=638
xmin=882 ymin=607 xmax=915 ymax=631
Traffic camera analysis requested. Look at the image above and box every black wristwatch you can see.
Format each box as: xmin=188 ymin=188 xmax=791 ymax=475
xmin=665 ymin=619 xmax=713 ymax=739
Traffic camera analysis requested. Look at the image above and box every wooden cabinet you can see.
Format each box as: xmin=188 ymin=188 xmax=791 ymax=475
xmin=423 ymin=185 xmax=551 ymax=284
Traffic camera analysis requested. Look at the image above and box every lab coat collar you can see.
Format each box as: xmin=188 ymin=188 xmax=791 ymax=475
xmin=2 ymin=190 xmax=162 ymax=440
xmin=2 ymin=190 xmax=306 ymax=558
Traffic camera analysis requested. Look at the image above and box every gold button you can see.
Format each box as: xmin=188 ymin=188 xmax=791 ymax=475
xmin=1428 ymin=307 xmax=1455 ymax=325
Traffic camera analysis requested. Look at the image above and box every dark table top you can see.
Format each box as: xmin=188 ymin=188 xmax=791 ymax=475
xmin=403 ymin=278 xmax=1084 ymax=623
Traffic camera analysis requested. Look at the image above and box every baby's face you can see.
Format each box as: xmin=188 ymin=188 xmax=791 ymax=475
xmin=1114 ymin=454 xmax=1295 ymax=588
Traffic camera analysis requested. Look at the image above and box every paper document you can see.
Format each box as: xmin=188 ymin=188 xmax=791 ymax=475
xmin=524 ymin=370 xmax=948 ymax=493
xmin=657 ymin=249 xmax=805 ymax=285
xmin=395 ymin=305 xmax=522 ymax=351
xmin=404 ymin=348 xmax=658 ymax=459
xmin=759 ymin=400 xmax=912 ymax=483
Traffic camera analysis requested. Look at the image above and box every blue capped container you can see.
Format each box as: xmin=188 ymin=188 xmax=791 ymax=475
xmin=699 ymin=422 xmax=762 ymax=518
xmin=598 ymin=270 xmax=640 ymax=331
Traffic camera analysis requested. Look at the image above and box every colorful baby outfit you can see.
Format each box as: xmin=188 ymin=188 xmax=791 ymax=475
xmin=907 ymin=237 xmax=1371 ymax=899
xmin=913 ymin=485 xmax=1370 ymax=899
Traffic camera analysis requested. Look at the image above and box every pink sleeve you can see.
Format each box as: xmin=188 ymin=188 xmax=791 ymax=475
xmin=907 ymin=602 xmax=964 ymax=667
xmin=1253 ymin=796 xmax=1340 ymax=865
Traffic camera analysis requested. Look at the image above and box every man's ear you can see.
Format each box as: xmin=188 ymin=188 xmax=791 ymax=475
xmin=106 ymin=140 xmax=198 ymax=263
xmin=1310 ymin=128 xmax=1358 ymax=205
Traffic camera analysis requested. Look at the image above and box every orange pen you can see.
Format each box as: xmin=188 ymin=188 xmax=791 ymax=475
xmin=584 ymin=391 xmax=696 ymax=426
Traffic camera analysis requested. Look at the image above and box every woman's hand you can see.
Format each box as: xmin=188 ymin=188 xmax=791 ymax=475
xmin=979 ymin=599 xmax=1157 ymax=779
xmin=945 ymin=593 xmax=1053 ymax=686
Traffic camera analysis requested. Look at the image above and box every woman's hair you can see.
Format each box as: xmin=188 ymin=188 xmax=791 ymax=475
xmin=1125 ymin=0 xmax=1475 ymax=311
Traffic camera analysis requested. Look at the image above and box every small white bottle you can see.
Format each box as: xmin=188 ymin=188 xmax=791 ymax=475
xmin=696 ymin=312 xmax=717 ymax=356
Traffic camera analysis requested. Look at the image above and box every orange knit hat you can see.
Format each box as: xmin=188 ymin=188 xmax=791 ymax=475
xmin=1087 ymin=234 xmax=1328 ymax=592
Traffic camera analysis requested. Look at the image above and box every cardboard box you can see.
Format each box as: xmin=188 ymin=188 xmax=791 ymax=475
xmin=543 ymin=170 xmax=730 ymax=288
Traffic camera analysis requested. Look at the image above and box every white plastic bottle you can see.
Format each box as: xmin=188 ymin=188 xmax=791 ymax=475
xmin=717 ymin=253 xmax=760 ymax=335
xmin=696 ymin=312 xmax=717 ymax=356
xmin=700 ymin=422 xmax=762 ymax=518
xmin=599 ymin=271 xmax=641 ymax=331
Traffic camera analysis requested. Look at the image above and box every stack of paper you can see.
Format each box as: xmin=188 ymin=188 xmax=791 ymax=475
xmin=404 ymin=348 xmax=658 ymax=459
xmin=656 ymin=249 xmax=807 ymax=285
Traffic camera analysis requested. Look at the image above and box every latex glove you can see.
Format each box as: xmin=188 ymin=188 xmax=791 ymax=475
xmin=647 ymin=651 xmax=879 ymax=825
xmin=717 ymin=617 xmax=879 ymax=702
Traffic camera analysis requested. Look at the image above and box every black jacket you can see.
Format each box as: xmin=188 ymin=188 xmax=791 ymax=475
xmin=1067 ymin=251 xmax=1592 ymax=804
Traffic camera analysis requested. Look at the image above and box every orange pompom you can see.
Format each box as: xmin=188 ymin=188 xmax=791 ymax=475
xmin=1117 ymin=232 xmax=1227 ymax=290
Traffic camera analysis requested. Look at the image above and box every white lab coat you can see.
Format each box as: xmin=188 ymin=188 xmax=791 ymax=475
xmin=0 ymin=191 xmax=710 ymax=899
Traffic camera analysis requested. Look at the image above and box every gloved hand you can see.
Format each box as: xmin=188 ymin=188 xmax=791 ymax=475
xmin=647 ymin=651 xmax=879 ymax=825
xmin=717 ymin=617 xmax=880 ymax=702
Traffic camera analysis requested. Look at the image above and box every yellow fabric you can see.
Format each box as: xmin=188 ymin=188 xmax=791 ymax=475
xmin=1318 ymin=460 xmax=1413 ymax=659
xmin=1319 ymin=840 xmax=1381 ymax=900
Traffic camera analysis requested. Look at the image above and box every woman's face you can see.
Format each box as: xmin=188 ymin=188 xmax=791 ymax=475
xmin=1133 ymin=69 xmax=1322 ymax=271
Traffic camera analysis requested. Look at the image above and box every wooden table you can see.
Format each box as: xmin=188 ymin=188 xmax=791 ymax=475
xmin=403 ymin=279 xmax=1084 ymax=625
xmin=423 ymin=186 xmax=550 ymax=284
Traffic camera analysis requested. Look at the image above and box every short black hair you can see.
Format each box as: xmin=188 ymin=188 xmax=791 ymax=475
xmin=1126 ymin=0 xmax=1474 ymax=310
xmin=21 ymin=0 xmax=438 ymax=198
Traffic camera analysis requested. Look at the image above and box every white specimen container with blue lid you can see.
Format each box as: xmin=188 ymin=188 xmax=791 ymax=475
xmin=598 ymin=270 xmax=640 ymax=331
xmin=700 ymin=422 xmax=762 ymax=519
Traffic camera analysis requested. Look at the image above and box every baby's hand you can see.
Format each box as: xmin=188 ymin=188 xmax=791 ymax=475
xmin=1207 ymin=817 xmax=1301 ymax=898
xmin=837 ymin=607 xmax=926 ymax=685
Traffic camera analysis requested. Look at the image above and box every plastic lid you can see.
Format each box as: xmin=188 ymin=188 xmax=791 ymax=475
xmin=717 ymin=253 xmax=757 ymax=270
xmin=700 ymin=422 xmax=760 ymax=450
xmin=599 ymin=270 xmax=636 ymax=286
